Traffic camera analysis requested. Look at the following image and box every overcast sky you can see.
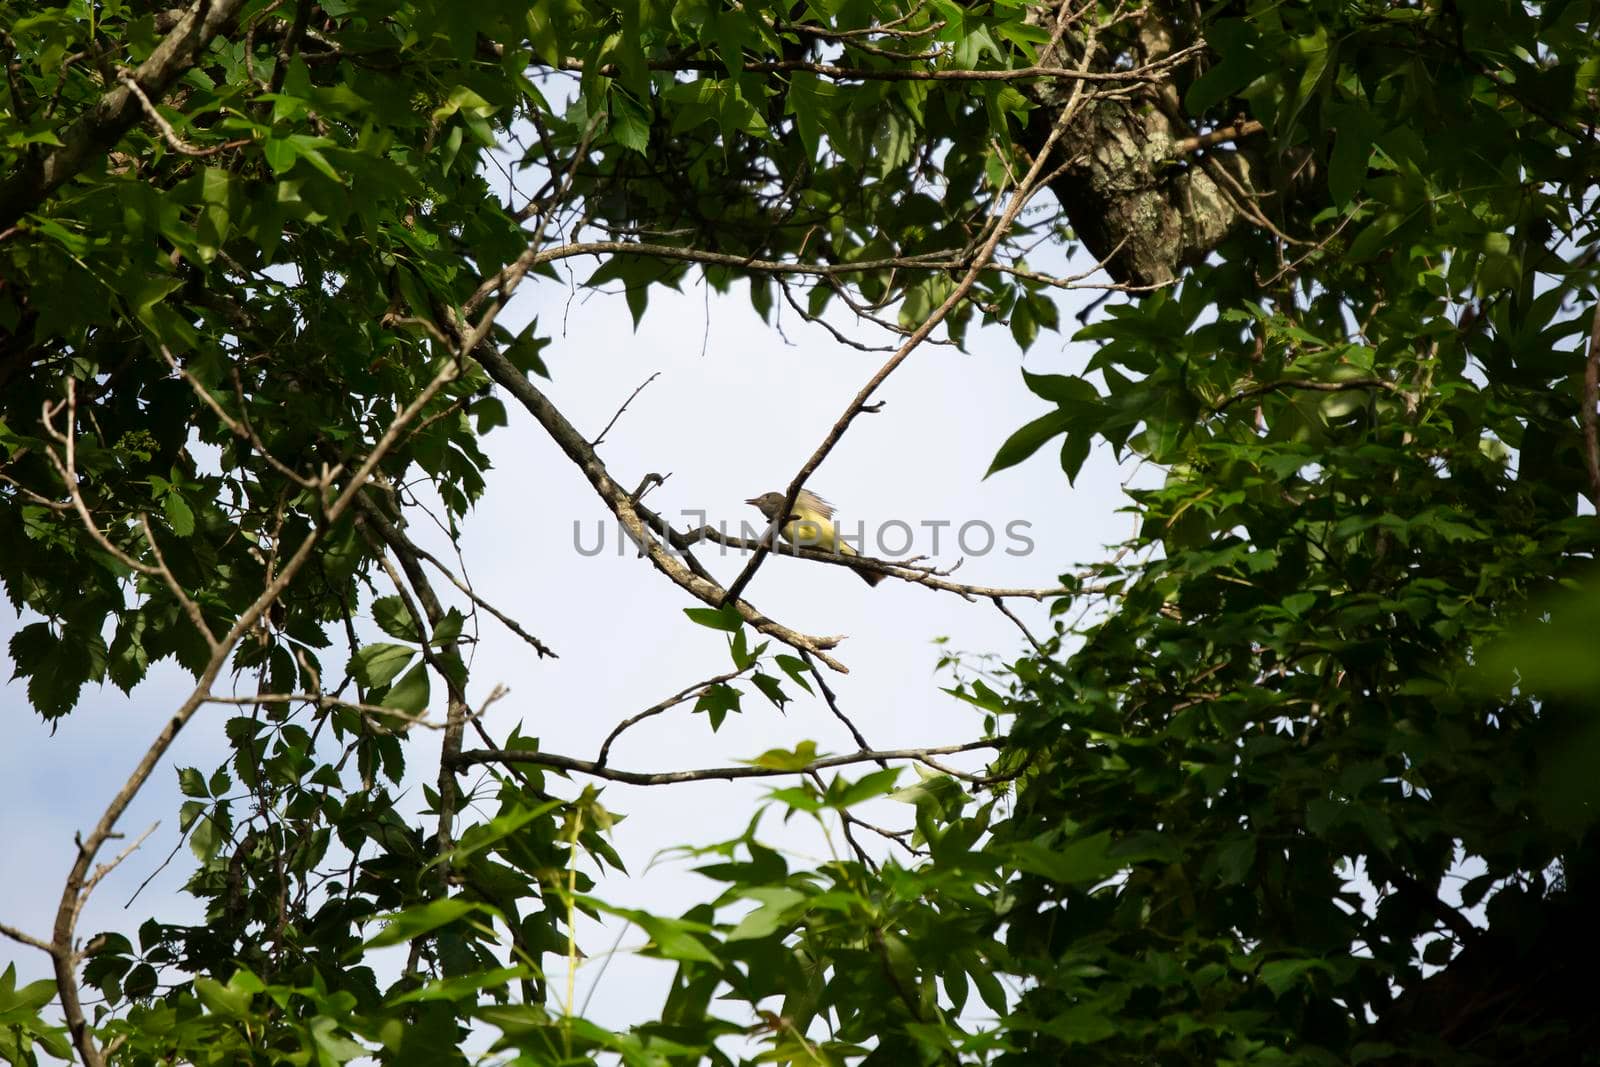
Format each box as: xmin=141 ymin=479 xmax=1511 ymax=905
xmin=0 ymin=225 xmax=1145 ymax=1032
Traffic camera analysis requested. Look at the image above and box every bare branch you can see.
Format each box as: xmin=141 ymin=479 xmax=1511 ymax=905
xmin=201 ymin=691 xmax=451 ymax=730
xmin=595 ymin=666 xmax=755 ymax=768
xmin=548 ymin=41 xmax=1205 ymax=86
xmin=118 ymin=73 xmax=252 ymax=157
xmin=452 ymin=739 xmax=1001 ymax=785
xmin=469 ymin=242 xmax=961 ymax=314
xmin=161 ymin=347 xmax=316 ymax=487
xmin=992 ymin=597 xmax=1050 ymax=659
xmin=0 ymin=469 xmax=71 ymax=510
xmin=668 ymin=522 xmax=1075 ymax=600
xmin=0 ymin=920 xmax=56 ymax=956
xmin=139 ymin=514 xmax=217 ymax=648
xmin=1584 ymin=300 xmax=1600 ymax=511
xmin=1172 ymin=119 xmax=1265 ymax=156
xmin=74 ymin=823 xmax=161 ymax=937
xmin=472 ymin=343 xmax=850 ymax=672
xmin=800 ymin=650 xmax=879 ymax=760
xmin=1214 ymin=376 xmax=1398 ymax=414
xmin=352 ymin=497 xmax=475 ymax=877
xmin=591 ymin=372 xmax=661 ymax=448
xmin=364 ymin=508 xmax=556 ymax=659
xmin=40 ymin=385 xmax=163 ymax=581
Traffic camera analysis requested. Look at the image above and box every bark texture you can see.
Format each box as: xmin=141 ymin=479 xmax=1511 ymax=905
xmin=1022 ymin=10 xmax=1263 ymax=287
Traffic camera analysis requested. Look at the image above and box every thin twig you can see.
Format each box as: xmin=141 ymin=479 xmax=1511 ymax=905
xmin=119 ymin=73 xmax=252 ymax=157
xmin=0 ymin=921 xmax=56 ymax=956
xmin=160 ymin=347 xmax=315 ymax=487
xmin=800 ymin=651 xmax=879 ymax=760
xmin=201 ymin=692 xmax=451 ymax=729
xmin=1583 ymin=299 xmax=1600 ymax=511
xmin=74 ymin=823 xmax=161 ymax=935
xmin=591 ymin=372 xmax=661 ymax=447
xmin=548 ymin=42 xmax=1205 ymax=86
xmin=139 ymin=515 xmax=218 ymax=648
xmin=402 ymin=531 xmax=557 ymax=658
xmin=595 ymin=666 xmax=754 ymax=767
xmin=809 ymin=768 xmax=877 ymax=870
xmin=0 ymin=0 xmax=253 ymax=232
xmin=992 ymin=597 xmax=1049 ymax=658
xmin=1214 ymin=376 xmax=1398 ymax=413
xmin=1172 ymin=119 xmax=1265 ymax=156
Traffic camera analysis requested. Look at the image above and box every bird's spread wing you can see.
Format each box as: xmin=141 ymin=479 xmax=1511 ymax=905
xmin=795 ymin=489 xmax=834 ymax=521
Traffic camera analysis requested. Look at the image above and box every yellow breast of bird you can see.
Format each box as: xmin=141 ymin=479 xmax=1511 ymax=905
xmin=782 ymin=514 xmax=856 ymax=556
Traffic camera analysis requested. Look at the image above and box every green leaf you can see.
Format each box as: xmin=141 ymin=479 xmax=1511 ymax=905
xmin=1327 ymin=104 xmax=1376 ymax=207
xmin=162 ymin=491 xmax=195 ymax=536
xmin=826 ymin=766 xmax=901 ymax=808
xmin=986 ymin=410 xmax=1071 ymax=477
xmin=685 ymin=605 xmax=744 ymax=632
xmin=726 ymin=887 xmax=806 ymax=941
xmin=750 ymin=672 xmax=787 ymax=709
xmin=775 ymin=654 xmax=814 ymax=694
xmin=750 ymin=740 xmax=818 ymax=771
xmin=609 ymin=86 xmax=652 ymax=153
xmin=350 ymin=643 xmax=415 ymax=688
xmin=695 ymin=682 xmax=742 ymax=730
xmin=431 ymin=608 xmax=465 ymax=646
xmin=1183 ymin=20 xmax=1264 ymax=113
xmin=1259 ymin=958 xmax=1323 ymax=996
xmin=390 ymin=966 xmax=532 ymax=1005
xmin=504 ymin=319 xmax=552 ymax=378
xmin=1008 ymin=832 xmax=1120 ymax=886
xmin=372 ymin=595 xmax=421 ymax=642
xmin=1022 ymin=371 xmax=1099 ymax=408
xmin=381 ymin=661 xmax=431 ymax=714
xmin=188 ymin=809 xmax=221 ymax=863
xmin=594 ymin=903 xmax=720 ymax=963
xmin=177 ymin=767 xmax=208 ymax=798
xmin=367 ymin=898 xmax=493 ymax=948
xmin=1060 ymin=431 xmax=1092 ymax=485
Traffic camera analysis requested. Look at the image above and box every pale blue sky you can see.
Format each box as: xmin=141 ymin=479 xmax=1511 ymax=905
xmin=0 ymin=236 xmax=1143 ymax=1029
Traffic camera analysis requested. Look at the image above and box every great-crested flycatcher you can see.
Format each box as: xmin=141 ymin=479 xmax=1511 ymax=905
xmin=745 ymin=489 xmax=884 ymax=587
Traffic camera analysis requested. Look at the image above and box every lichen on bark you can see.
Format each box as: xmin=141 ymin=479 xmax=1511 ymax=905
xmin=1022 ymin=7 xmax=1268 ymax=287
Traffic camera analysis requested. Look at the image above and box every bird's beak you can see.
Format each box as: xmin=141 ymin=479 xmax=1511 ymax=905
xmin=744 ymin=497 xmax=761 ymax=506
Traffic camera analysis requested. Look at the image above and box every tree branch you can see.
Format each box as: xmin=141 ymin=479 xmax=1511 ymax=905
xmin=718 ymin=12 xmax=1103 ymax=606
xmin=117 ymin=73 xmax=253 ymax=157
xmin=1214 ymin=376 xmax=1398 ymax=414
xmin=366 ymin=513 xmax=557 ymax=659
xmin=548 ymin=41 xmax=1205 ymax=86
xmin=0 ymin=920 xmax=56 ymax=956
xmin=353 ymin=497 xmax=475 ymax=881
xmin=1172 ymin=119 xmax=1265 ymax=156
xmin=0 ymin=0 xmax=252 ymax=230
xmin=452 ymin=740 xmax=1001 ymax=785
xmin=667 ymin=521 xmax=1076 ymax=599
xmin=595 ymin=666 xmax=755 ymax=768
xmin=1583 ymin=299 xmax=1600 ymax=511
xmin=800 ymin=650 xmax=879 ymax=760
xmin=44 ymin=359 xmax=459 ymax=1067
xmin=591 ymin=371 xmax=661 ymax=448
xmin=472 ymin=342 xmax=850 ymax=672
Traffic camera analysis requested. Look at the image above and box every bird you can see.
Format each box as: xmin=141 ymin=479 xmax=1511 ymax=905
xmin=745 ymin=489 xmax=883 ymax=587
